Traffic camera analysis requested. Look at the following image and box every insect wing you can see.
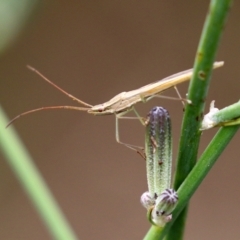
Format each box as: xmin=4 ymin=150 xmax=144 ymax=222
xmin=129 ymin=61 xmax=224 ymax=99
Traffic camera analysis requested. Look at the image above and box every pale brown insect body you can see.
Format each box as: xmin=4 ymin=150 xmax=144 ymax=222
xmin=9 ymin=61 xmax=224 ymax=151
xmin=89 ymin=61 xmax=224 ymax=116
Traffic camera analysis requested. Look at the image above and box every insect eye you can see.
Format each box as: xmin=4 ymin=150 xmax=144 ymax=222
xmin=98 ymin=107 xmax=104 ymax=112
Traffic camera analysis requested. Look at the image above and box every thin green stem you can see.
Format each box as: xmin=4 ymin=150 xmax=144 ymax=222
xmin=0 ymin=107 xmax=78 ymax=240
xmin=201 ymin=100 xmax=240 ymax=130
xmin=213 ymin=100 xmax=240 ymax=123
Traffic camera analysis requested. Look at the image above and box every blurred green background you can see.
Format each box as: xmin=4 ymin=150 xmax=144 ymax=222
xmin=0 ymin=1 xmax=240 ymax=239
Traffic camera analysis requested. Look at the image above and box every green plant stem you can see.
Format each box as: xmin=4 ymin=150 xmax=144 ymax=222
xmin=144 ymin=0 xmax=233 ymax=239
xmin=144 ymin=125 xmax=239 ymax=240
xmin=0 ymin=107 xmax=78 ymax=240
xmin=213 ymin=100 xmax=240 ymax=123
xmin=167 ymin=0 xmax=233 ymax=239
xmin=175 ymin=0 xmax=233 ymax=190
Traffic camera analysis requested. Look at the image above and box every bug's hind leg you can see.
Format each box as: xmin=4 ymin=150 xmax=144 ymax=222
xmin=150 ymin=87 xmax=192 ymax=106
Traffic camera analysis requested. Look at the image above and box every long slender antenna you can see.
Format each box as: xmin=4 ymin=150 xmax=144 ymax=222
xmin=6 ymin=105 xmax=89 ymax=127
xmin=27 ymin=65 xmax=93 ymax=107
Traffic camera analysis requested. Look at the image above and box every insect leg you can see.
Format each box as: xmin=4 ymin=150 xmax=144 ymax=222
xmin=149 ymin=93 xmax=191 ymax=105
xmin=132 ymin=107 xmax=146 ymax=125
xmin=174 ymin=85 xmax=185 ymax=106
xmin=115 ymin=113 xmax=144 ymax=152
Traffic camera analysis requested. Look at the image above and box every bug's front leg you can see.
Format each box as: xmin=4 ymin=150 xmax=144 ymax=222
xmin=114 ymin=108 xmax=147 ymax=153
xmin=115 ymin=115 xmax=144 ymax=152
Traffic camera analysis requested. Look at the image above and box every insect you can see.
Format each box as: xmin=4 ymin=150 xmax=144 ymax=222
xmin=8 ymin=61 xmax=224 ymax=151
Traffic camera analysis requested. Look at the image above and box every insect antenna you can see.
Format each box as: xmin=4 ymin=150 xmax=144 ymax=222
xmin=6 ymin=105 xmax=90 ymax=128
xmin=27 ymin=65 xmax=93 ymax=107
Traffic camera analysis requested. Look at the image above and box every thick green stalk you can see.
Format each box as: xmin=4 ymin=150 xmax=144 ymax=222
xmin=174 ymin=0 xmax=233 ymax=191
xmin=168 ymin=0 xmax=233 ymax=239
xmin=144 ymin=0 xmax=233 ymax=239
xmin=0 ymin=107 xmax=78 ymax=240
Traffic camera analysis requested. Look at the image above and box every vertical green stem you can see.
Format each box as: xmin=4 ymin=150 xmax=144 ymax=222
xmin=169 ymin=1 xmax=233 ymax=239
xmin=175 ymin=0 xmax=233 ymax=189
xmin=144 ymin=0 xmax=233 ymax=239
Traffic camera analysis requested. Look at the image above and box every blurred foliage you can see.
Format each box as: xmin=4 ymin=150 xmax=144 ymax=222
xmin=0 ymin=0 xmax=39 ymax=54
xmin=0 ymin=1 xmax=78 ymax=239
